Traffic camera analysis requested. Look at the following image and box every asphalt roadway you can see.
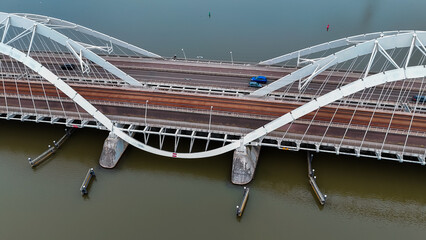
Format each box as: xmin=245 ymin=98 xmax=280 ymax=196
xmin=14 ymin=54 xmax=424 ymax=105
xmin=0 ymin=54 xmax=424 ymax=154
xmin=0 ymin=79 xmax=424 ymax=152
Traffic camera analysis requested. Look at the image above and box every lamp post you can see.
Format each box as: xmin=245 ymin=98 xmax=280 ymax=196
xmin=208 ymin=106 xmax=213 ymax=132
xmin=230 ymin=51 xmax=233 ymax=64
xmin=182 ymin=48 xmax=187 ymax=61
xmin=145 ymin=100 xmax=149 ymax=126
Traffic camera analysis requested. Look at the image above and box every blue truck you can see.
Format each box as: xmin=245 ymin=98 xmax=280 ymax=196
xmin=251 ymin=76 xmax=267 ymax=84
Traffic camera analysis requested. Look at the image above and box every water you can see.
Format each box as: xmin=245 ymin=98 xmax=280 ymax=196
xmin=4 ymin=0 xmax=426 ymax=61
xmin=1 ymin=1 xmax=426 ymax=239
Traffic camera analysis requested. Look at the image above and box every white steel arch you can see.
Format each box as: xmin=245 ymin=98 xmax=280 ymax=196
xmin=12 ymin=13 xmax=162 ymax=59
xmin=259 ymin=30 xmax=417 ymax=66
xmin=252 ymin=31 xmax=426 ymax=96
xmin=0 ymin=12 xmax=155 ymax=86
xmin=1 ymin=39 xmax=424 ymax=159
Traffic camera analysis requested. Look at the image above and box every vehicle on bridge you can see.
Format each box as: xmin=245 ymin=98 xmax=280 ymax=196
xmin=249 ymin=81 xmax=262 ymax=88
xmin=60 ymin=63 xmax=76 ymax=70
xmin=412 ymin=95 xmax=426 ymax=103
xmin=251 ymin=76 xmax=267 ymax=83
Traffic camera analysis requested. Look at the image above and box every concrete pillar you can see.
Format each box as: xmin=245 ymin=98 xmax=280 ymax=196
xmin=99 ymin=132 xmax=129 ymax=168
xmin=231 ymin=145 xmax=261 ymax=185
xmin=99 ymin=126 xmax=135 ymax=168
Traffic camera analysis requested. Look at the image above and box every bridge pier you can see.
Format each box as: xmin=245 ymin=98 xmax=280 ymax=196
xmin=231 ymin=144 xmax=261 ymax=185
xmin=99 ymin=125 xmax=136 ymax=168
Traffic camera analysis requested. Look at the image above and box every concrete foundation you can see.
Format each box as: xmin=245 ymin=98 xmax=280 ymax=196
xmin=99 ymin=127 xmax=135 ymax=168
xmin=231 ymin=145 xmax=261 ymax=185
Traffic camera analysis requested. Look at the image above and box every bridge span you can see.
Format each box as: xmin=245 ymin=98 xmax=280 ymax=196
xmin=0 ymin=12 xmax=424 ymax=185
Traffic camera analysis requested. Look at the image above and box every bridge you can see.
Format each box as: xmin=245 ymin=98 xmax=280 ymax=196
xmin=0 ymin=12 xmax=425 ymax=185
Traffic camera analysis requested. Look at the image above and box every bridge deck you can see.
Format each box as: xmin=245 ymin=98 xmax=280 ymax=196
xmin=0 ymin=77 xmax=424 ymax=159
xmin=2 ymin=54 xmax=422 ymax=113
xmin=0 ymin=54 xmax=424 ymax=162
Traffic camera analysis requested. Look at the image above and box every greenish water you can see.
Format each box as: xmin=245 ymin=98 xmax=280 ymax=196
xmin=3 ymin=0 xmax=426 ymax=61
xmin=1 ymin=1 xmax=426 ymax=239
xmin=2 ymin=121 xmax=426 ymax=239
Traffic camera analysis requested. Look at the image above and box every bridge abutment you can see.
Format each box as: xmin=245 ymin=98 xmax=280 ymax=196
xmin=231 ymin=144 xmax=261 ymax=185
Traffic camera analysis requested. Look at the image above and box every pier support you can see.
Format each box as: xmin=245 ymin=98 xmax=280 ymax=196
xmin=231 ymin=144 xmax=261 ymax=185
xmin=307 ymin=152 xmax=327 ymax=205
xmin=99 ymin=125 xmax=135 ymax=168
xmin=28 ymin=128 xmax=74 ymax=167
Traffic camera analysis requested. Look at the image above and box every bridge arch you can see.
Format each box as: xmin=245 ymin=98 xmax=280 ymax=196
xmin=259 ymin=30 xmax=418 ymax=66
xmin=0 ymin=12 xmax=161 ymax=86
xmin=252 ymin=31 xmax=426 ymax=96
xmin=12 ymin=13 xmax=162 ymax=59
xmin=0 ymin=39 xmax=423 ymax=159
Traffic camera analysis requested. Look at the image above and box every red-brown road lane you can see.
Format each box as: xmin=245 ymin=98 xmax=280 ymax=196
xmin=1 ymin=96 xmax=424 ymax=151
xmin=1 ymin=80 xmax=425 ymax=133
xmin=1 ymin=55 xmax=423 ymax=104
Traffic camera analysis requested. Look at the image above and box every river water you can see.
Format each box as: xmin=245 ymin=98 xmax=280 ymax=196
xmin=1 ymin=1 xmax=426 ymax=239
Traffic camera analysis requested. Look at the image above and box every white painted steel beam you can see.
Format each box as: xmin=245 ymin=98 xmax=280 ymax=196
xmin=259 ymin=30 xmax=417 ymax=66
xmin=27 ymin=24 xmax=36 ymax=56
xmin=1 ymin=16 xmax=10 ymax=43
xmin=377 ymin=43 xmax=400 ymax=69
xmin=12 ymin=13 xmax=162 ymax=59
xmin=66 ymin=42 xmax=90 ymax=74
xmin=5 ymin=25 xmax=34 ymax=45
xmin=404 ymin=34 xmax=416 ymax=68
xmin=0 ymin=13 xmax=142 ymax=86
xmin=252 ymin=31 xmax=424 ymax=96
xmin=364 ymin=42 xmax=378 ymax=78
xmin=299 ymin=57 xmax=336 ymax=90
